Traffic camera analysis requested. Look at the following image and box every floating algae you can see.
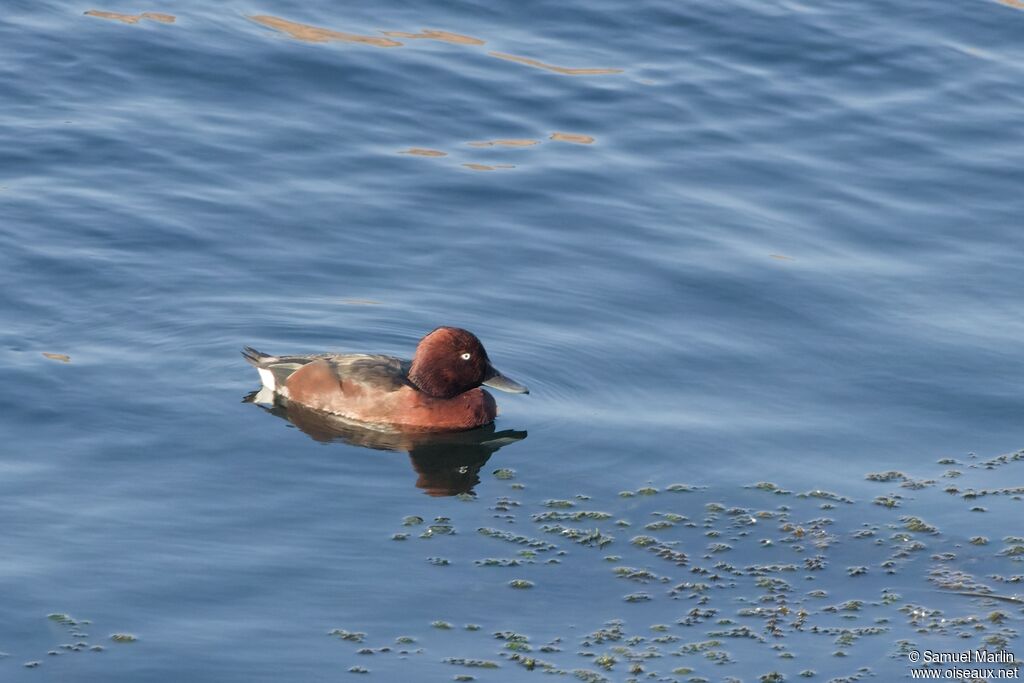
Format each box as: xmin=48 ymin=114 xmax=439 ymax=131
xmin=901 ymin=516 xmax=939 ymax=534
xmin=329 ymin=629 xmax=366 ymax=642
xmin=539 ymin=524 xmax=613 ymax=548
xmin=319 ymin=460 xmax=1024 ymax=681
xmin=478 ymin=527 xmax=557 ymax=551
xmin=444 ymin=657 xmax=499 ymax=668
xmin=532 ymin=510 xmax=612 ymax=522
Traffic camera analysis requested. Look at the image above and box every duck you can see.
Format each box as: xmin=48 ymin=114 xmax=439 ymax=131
xmin=242 ymin=327 xmax=528 ymax=431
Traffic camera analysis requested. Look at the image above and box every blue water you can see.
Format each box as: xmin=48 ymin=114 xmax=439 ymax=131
xmin=2 ymin=0 xmax=1023 ymax=680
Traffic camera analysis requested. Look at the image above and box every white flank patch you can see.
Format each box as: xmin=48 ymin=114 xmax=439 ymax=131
xmin=257 ymin=368 xmax=276 ymax=391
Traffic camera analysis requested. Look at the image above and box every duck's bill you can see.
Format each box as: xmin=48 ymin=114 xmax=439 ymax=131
xmin=483 ymin=363 xmax=529 ymax=394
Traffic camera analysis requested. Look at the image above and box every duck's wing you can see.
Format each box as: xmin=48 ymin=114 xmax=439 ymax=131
xmin=243 ymin=347 xmax=411 ymax=393
xmin=327 ymin=354 xmax=412 ymax=393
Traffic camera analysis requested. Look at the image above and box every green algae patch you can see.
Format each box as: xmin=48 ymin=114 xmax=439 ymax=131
xmin=420 ymin=517 xmax=455 ymax=537
xmin=329 ymin=629 xmax=366 ymax=642
xmin=798 ymin=489 xmax=854 ymax=504
xmin=48 ymin=613 xmax=74 ymax=624
xmin=492 ymin=468 xmax=516 ymax=480
xmin=533 ymin=510 xmax=612 ymax=522
xmin=644 ymin=519 xmax=675 ymax=530
xmin=110 ymin=633 xmax=137 ymax=643
xmin=544 ymin=499 xmax=575 ymax=508
xmin=612 ymin=566 xmax=665 ymax=582
xmin=901 ymin=516 xmax=939 ymax=534
xmin=475 ymin=557 xmax=523 ymax=567
xmin=478 ymin=527 xmax=556 ymax=551
xmin=402 ymin=515 xmax=424 ymax=526
xmin=865 ymin=471 xmax=908 ymax=482
xmin=444 ymin=657 xmax=499 ymax=668
xmin=509 ymin=579 xmax=534 ymax=589
xmin=431 ymin=620 xmax=454 ymax=629
xmin=749 ymin=482 xmax=793 ymax=495
xmin=539 ymin=524 xmax=613 ymax=548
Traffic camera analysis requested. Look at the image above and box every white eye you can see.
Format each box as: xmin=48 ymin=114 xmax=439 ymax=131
xmin=460 ymin=352 xmax=471 ymax=361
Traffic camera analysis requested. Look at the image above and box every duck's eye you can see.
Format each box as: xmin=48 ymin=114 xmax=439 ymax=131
xmin=460 ymin=352 xmax=472 ymax=361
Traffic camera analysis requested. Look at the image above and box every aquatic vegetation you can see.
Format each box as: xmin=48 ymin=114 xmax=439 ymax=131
xmin=444 ymin=657 xmax=499 ymax=668
xmin=900 ymin=516 xmax=939 ymax=534
xmin=864 ymin=471 xmax=907 ymax=482
xmin=329 ymin=629 xmax=366 ymax=643
xmin=319 ymin=461 xmax=1023 ymax=681
xmin=532 ymin=510 xmax=612 ymax=522
xmin=797 ymin=490 xmax=854 ymax=504
xmin=478 ymin=527 xmax=557 ymax=551
xmin=539 ymin=524 xmax=613 ymax=548
xmin=420 ymin=517 xmax=455 ymax=537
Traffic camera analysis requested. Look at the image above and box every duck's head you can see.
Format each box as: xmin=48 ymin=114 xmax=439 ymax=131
xmin=408 ymin=327 xmax=529 ymax=399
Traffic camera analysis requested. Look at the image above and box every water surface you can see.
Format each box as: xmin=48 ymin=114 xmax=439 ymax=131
xmin=2 ymin=0 xmax=1023 ymax=680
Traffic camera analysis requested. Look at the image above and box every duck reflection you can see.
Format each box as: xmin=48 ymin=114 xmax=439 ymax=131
xmin=244 ymin=393 xmax=527 ymax=496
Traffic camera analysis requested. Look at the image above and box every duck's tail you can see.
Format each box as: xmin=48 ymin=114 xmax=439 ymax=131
xmin=241 ymin=346 xmax=311 ymax=393
xmin=242 ymin=346 xmax=276 ymax=367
